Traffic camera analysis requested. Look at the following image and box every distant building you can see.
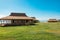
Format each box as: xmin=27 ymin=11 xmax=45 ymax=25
xmin=48 ymin=19 xmax=58 ymax=22
xmin=0 ymin=13 xmax=37 ymax=26
xmin=31 ymin=17 xmax=39 ymax=23
xmin=58 ymin=19 xmax=60 ymax=22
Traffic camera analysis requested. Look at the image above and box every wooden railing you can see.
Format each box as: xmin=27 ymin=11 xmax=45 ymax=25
xmin=0 ymin=24 xmax=5 ymax=26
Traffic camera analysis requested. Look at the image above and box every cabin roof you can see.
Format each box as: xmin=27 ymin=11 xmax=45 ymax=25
xmin=0 ymin=13 xmax=34 ymax=20
xmin=9 ymin=13 xmax=27 ymax=17
xmin=0 ymin=16 xmax=33 ymax=20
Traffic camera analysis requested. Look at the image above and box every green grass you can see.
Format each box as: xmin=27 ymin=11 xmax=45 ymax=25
xmin=0 ymin=22 xmax=60 ymax=40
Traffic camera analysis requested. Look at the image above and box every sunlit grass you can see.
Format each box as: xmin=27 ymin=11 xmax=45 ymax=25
xmin=0 ymin=22 xmax=60 ymax=40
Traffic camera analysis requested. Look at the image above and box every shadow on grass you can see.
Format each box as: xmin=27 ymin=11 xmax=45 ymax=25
xmin=1 ymin=24 xmax=37 ymax=27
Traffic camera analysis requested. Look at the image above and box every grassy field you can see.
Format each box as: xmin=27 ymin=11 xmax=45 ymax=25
xmin=0 ymin=22 xmax=60 ymax=40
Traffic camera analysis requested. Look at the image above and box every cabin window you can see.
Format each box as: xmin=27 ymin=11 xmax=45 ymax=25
xmin=0 ymin=20 xmax=11 ymax=24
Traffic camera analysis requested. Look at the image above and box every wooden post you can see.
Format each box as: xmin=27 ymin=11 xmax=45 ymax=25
xmin=25 ymin=20 xmax=26 ymax=25
xmin=0 ymin=20 xmax=2 ymax=26
xmin=2 ymin=20 xmax=3 ymax=24
xmin=0 ymin=20 xmax=2 ymax=24
xmin=1 ymin=20 xmax=3 ymax=26
xmin=0 ymin=20 xmax=1 ymax=26
xmin=6 ymin=20 xmax=7 ymax=24
xmin=1 ymin=20 xmax=2 ymax=24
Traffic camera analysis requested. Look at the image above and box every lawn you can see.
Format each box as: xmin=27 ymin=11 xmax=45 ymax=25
xmin=0 ymin=22 xmax=60 ymax=40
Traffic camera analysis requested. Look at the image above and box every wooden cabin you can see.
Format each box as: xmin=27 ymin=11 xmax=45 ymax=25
xmin=48 ymin=19 xmax=58 ymax=22
xmin=31 ymin=17 xmax=39 ymax=23
xmin=0 ymin=13 xmax=35 ymax=26
xmin=58 ymin=19 xmax=60 ymax=22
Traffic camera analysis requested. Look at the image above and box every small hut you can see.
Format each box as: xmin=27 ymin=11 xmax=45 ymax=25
xmin=31 ymin=17 xmax=39 ymax=23
xmin=0 ymin=13 xmax=36 ymax=26
xmin=57 ymin=19 xmax=60 ymax=22
xmin=48 ymin=19 xmax=58 ymax=22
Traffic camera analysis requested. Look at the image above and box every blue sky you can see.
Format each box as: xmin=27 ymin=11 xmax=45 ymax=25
xmin=0 ymin=0 xmax=60 ymax=21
